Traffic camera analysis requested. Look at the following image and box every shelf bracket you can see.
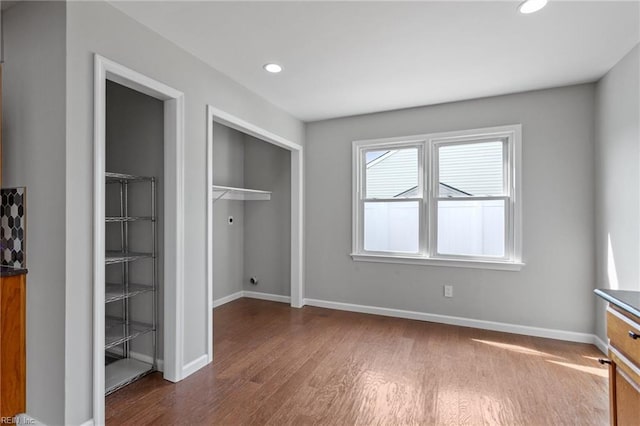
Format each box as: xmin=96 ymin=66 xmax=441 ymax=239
xmin=213 ymin=189 xmax=231 ymax=203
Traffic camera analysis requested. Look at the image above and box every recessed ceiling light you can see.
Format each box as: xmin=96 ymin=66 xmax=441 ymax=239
xmin=518 ymin=0 xmax=548 ymax=14
xmin=263 ymin=63 xmax=283 ymax=73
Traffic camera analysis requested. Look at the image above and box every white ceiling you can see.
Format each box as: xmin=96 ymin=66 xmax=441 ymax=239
xmin=110 ymin=1 xmax=640 ymax=122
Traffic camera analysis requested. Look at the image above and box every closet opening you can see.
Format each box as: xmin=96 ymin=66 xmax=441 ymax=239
xmin=205 ymin=106 xmax=304 ymax=361
xmin=104 ymin=80 xmax=164 ymax=395
xmin=211 ymin=122 xmax=290 ymax=303
xmin=93 ymin=55 xmax=186 ymax=424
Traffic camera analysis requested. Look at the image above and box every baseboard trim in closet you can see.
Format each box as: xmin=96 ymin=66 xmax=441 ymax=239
xmin=129 ymin=351 xmax=164 ymax=372
xmin=212 ymin=291 xmax=290 ymax=309
xmin=243 ymin=291 xmax=291 ymax=304
xmin=211 ymin=291 xmax=244 ymax=309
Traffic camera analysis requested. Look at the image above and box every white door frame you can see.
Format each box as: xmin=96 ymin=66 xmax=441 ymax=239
xmin=93 ymin=54 xmax=185 ymax=424
xmin=205 ymin=105 xmax=304 ymax=359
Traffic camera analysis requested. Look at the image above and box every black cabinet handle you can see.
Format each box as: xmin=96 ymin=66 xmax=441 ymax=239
xmin=629 ymin=331 xmax=640 ymax=340
xmin=598 ymin=358 xmax=612 ymax=365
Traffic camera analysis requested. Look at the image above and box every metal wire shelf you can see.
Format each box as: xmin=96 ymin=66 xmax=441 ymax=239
xmin=105 ymin=358 xmax=154 ymax=396
xmin=105 ymin=317 xmax=155 ymax=350
xmin=104 ymin=170 xmax=158 ymax=395
xmin=105 ymin=251 xmax=153 ymax=265
xmin=105 ymin=216 xmax=154 ymax=223
xmin=105 ymin=172 xmax=154 ymax=183
xmin=105 ymin=283 xmax=154 ymax=304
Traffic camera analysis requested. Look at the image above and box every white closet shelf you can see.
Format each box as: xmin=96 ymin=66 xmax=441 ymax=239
xmin=212 ymin=185 xmax=271 ymax=201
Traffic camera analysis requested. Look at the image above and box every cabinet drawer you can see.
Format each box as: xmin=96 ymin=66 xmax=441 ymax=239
xmin=607 ymin=307 xmax=640 ymax=363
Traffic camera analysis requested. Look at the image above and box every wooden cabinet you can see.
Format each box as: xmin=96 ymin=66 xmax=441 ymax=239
xmin=0 ymin=272 xmax=26 ymax=418
xmin=605 ymin=305 xmax=640 ymax=426
xmin=1 ymin=63 xmax=3 ymax=188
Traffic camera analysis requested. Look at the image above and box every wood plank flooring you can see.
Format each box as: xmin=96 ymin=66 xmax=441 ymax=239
xmin=106 ymin=298 xmax=609 ymax=425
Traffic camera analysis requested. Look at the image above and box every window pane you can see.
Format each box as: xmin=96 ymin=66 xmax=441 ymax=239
xmin=366 ymin=147 xmax=419 ymax=199
xmin=439 ymin=141 xmax=504 ymax=197
xmin=437 ymin=200 xmax=505 ymax=257
xmin=364 ymin=201 xmax=419 ymax=253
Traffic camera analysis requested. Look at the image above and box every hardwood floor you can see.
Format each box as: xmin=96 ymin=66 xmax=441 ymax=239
xmin=106 ymin=298 xmax=609 ymax=425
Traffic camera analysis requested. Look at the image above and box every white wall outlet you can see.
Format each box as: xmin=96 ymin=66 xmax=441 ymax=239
xmin=228 ymin=216 xmax=234 ymax=225
xmin=444 ymin=285 xmax=453 ymax=298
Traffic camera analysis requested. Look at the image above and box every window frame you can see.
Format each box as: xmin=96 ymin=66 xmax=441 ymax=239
xmin=351 ymin=125 xmax=523 ymax=271
xmin=358 ymin=142 xmax=425 ymax=256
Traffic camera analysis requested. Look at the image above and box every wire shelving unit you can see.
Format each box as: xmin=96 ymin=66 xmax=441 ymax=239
xmin=104 ymin=172 xmax=158 ymax=395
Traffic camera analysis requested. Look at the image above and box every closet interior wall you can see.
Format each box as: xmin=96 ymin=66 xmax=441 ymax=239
xmin=243 ymin=135 xmax=291 ymax=296
xmin=105 ymin=81 xmax=164 ymax=372
xmin=212 ymin=123 xmax=291 ymax=304
xmin=212 ymin=122 xmax=245 ymax=301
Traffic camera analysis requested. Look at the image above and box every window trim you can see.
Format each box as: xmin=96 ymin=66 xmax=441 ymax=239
xmin=359 ymin=142 xmax=425 ymax=256
xmin=351 ymin=125 xmax=523 ymax=271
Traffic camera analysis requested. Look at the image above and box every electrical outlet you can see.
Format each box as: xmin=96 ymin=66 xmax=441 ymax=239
xmin=444 ymin=285 xmax=453 ymax=298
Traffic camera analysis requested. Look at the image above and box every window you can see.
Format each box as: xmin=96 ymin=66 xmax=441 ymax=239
xmin=352 ymin=125 xmax=522 ymax=270
xmin=363 ymin=146 xmax=422 ymax=254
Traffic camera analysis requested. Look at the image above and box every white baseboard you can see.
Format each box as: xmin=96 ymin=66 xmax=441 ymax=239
xmin=130 ymin=351 xmax=165 ymax=372
xmin=303 ymin=298 xmax=600 ymax=345
xmin=243 ymin=291 xmax=291 ymax=304
xmin=593 ymin=335 xmax=608 ymax=354
xmin=210 ymin=293 xmax=604 ymax=347
xmin=211 ymin=291 xmax=244 ymax=308
xmin=181 ymin=354 xmax=209 ymax=380
xmin=212 ymin=290 xmax=290 ymax=308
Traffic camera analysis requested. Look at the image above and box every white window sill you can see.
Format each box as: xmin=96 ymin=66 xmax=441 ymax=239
xmin=350 ymin=253 xmax=525 ymax=271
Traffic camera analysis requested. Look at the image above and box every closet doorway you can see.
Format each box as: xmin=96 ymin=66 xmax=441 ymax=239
xmin=93 ymin=55 xmax=186 ymax=424
xmin=205 ymin=106 xmax=304 ymax=360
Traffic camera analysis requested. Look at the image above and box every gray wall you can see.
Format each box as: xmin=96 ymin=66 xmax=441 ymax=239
xmin=594 ymin=44 xmax=640 ymax=341
xmin=105 ymin=81 xmax=164 ymax=361
xmin=244 ymin=136 xmax=291 ymax=296
xmin=7 ymin=1 xmax=631 ymax=423
xmin=305 ymin=84 xmax=596 ymax=334
xmin=2 ymin=2 xmax=67 ymax=424
xmin=211 ymin=126 xmax=292 ymax=302
xmin=64 ymin=2 xmax=304 ymax=424
xmin=212 ymin=123 xmax=245 ymax=300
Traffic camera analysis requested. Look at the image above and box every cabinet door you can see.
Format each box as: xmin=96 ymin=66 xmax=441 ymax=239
xmin=0 ymin=274 xmax=26 ymax=417
xmin=614 ymin=366 xmax=640 ymax=426
xmin=0 ymin=63 xmax=3 ymax=187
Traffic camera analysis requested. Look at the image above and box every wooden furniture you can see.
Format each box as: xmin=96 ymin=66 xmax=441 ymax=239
xmin=0 ymin=270 xmax=26 ymax=417
xmin=595 ymin=289 xmax=640 ymax=426
xmin=1 ymin=63 xmax=3 ymax=188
